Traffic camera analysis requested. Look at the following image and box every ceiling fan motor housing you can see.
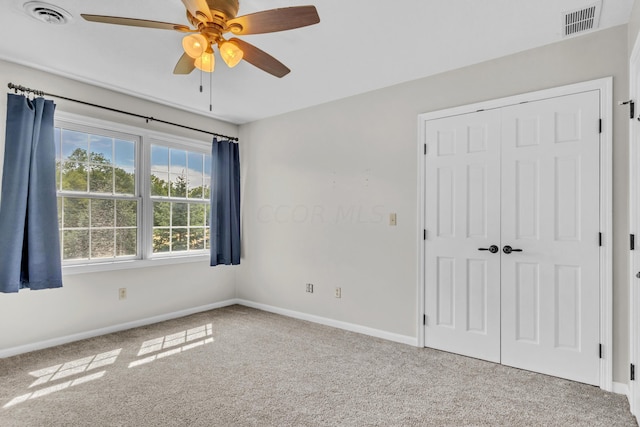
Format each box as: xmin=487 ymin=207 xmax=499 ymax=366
xmin=206 ymin=0 xmax=239 ymax=19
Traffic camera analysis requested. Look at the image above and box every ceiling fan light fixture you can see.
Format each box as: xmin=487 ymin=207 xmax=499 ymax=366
xmin=182 ymin=33 xmax=208 ymax=58
xmin=219 ymin=41 xmax=243 ymax=68
xmin=195 ymin=50 xmax=215 ymax=72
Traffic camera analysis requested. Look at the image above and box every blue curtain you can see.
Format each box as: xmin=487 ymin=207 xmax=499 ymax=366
xmin=210 ymin=138 xmax=241 ymax=266
xmin=0 ymin=94 xmax=62 ymax=293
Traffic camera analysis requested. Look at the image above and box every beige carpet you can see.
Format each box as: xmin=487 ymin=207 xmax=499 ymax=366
xmin=0 ymin=305 xmax=636 ymax=426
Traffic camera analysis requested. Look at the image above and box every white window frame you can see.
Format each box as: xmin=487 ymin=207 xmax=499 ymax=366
xmin=56 ymin=112 xmax=212 ymax=275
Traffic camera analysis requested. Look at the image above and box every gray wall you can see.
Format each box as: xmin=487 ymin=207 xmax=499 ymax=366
xmin=0 ymin=60 xmax=239 ymax=352
xmin=237 ymin=25 xmax=631 ymax=383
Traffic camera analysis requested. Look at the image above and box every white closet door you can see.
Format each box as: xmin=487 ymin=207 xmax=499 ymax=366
xmin=424 ymin=109 xmax=502 ymax=363
xmin=500 ymin=91 xmax=601 ymax=385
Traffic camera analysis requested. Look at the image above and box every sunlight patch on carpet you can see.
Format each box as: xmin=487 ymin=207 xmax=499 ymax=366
xmin=3 ymin=349 xmax=121 ymax=409
xmin=128 ymin=324 xmax=214 ymax=368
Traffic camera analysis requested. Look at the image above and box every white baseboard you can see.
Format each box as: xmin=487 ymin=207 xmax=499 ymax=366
xmin=0 ymin=299 xmax=238 ymax=358
xmin=236 ymin=299 xmax=418 ymax=347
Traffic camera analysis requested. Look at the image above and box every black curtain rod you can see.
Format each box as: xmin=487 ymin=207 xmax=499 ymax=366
xmin=7 ymin=83 xmax=239 ymax=142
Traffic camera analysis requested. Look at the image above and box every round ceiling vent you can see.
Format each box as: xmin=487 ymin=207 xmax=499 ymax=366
xmin=23 ymin=1 xmax=73 ymax=24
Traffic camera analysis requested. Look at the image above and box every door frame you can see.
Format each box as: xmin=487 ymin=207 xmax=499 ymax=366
xmin=629 ymin=33 xmax=640 ymax=417
xmin=416 ymin=77 xmax=613 ymax=391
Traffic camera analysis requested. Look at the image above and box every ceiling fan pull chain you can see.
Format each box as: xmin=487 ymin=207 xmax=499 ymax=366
xmin=209 ymin=69 xmax=213 ymax=112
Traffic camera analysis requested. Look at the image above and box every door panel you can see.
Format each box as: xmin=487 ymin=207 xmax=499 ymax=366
xmin=424 ymin=109 xmax=501 ymax=363
xmin=500 ymin=91 xmax=600 ymax=385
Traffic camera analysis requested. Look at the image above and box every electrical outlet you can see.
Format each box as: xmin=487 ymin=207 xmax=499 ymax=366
xmin=306 ymin=283 xmax=314 ymax=293
xmin=390 ymin=213 xmax=397 ymax=226
xmin=119 ymin=288 xmax=127 ymax=300
xmin=335 ymin=287 xmax=341 ymax=298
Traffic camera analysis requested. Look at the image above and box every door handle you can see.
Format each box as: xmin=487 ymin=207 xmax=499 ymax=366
xmin=478 ymin=245 xmax=499 ymax=254
xmin=503 ymin=245 xmax=523 ymax=254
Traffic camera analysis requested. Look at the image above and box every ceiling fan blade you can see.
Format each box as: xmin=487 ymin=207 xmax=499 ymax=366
xmin=81 ymin=14 xmax=190 ymax=31
xmin=227 ymin=6 xmax=320 ymax=35
xmin=230 ymin=38 xmax=290 ymax=78
xmin=181 ymin=0 xmax=213 ymax=22
xmin=173 ymin=53 xmax=196 ymax=74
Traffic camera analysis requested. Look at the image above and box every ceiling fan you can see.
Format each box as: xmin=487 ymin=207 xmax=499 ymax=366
xmin=81 ymin=0 xmax=320 ymax=78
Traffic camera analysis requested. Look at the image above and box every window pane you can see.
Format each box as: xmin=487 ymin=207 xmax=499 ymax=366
xmin=116 ymin=229 xmax=137 ymax=256
xmin=205 ymin=227 xmax=210 ymax=250
xmin=90 ymin=135 xmax=113 ymax=164
xmin=63 ymin=198 xmax=89 ymax=228
xmin=151 ymin=145 xmax=169 ymax=171
xmin=91 ymin=229 xmax=114 ymax=258
xmin=170 ymin=174 xmax=187 ymax=198
xmin=204 ymin=156 xmax=211 ymax=199
xmin=153 ymin=229 xmax=170 ymax=253
xmin=61 ymin=162 xmax=88 ymax=191
xmin=91 ymin=199 xmax=114 ymax=228
xmin=188 ymin=152 xmax=203 ymax=172
xmin=204 ymin=155 xmax=211 ymax=175
xmin=151 ymin=173 xmax=169 ymax=197
xmin=55 ymin=161 xmax=62 ymax=190
xmin=57 ymin=197 xmax=62 ymax=228
xmin=115 ymin=167 xmax=135 ymax=194
xmin=62 ymin=129 xmax=88 ymax=161
xmin=54 ymin=128 xmax=61 ymax=160
xmin=189 ymin=204 xmax=206 ymax=227
xmin=116 ymin=200 xmax=137 ymax=227
xmin=89 ymin=165 xmax=114 ymax=193
xmin=170 ymin=149 xmax=187 ymax=174
xmin=187 ymin=153 xmax=204 ymax=199
xmin=172 ymin=228 xmax=188 ymax=251
xmin=206 ymin=204 xmax=210 ymax=227
xmin=190 ymin=228 xmax=205 ymax=250
xmin=154 ymin=202 xmax=171 ymax=227
xmin=115 ymin=139 xmax=135 ymax=168
xmin=173 ymin=203 xmax=188 ymax=227
xmin=63 ymin=230 xmax=89 ymax=260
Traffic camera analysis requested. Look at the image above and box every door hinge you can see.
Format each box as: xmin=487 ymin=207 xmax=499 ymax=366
xmin=599 ymin=343 xmax=603 ymax=359
xmin=423 ymin=229 xmax=427 ymax=240
xmin=632 ymin=234 xmax=636 ymax=251
xmin=632 ymin=364 xmax=636 ymax=381
xmin=423 ymin=314 xmax=427 ymax=325
xmin=620 ymin=100 xmax=635 ymax=119
xmin=424 ymin=144 xmax=427 ymax=155
xmin=599 ymin=232 xmax=602 ymax=247
xmin=599 ymin=119 xmax=602 ymax=134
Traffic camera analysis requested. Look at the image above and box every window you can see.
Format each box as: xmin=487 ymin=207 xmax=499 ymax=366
xmin=55 ymin=126 xmax=139 ymax=263
xmin=149 ymin=144 xmax=211 ymax=255
xmin=54 ymin=116 xmax=212 ymax=270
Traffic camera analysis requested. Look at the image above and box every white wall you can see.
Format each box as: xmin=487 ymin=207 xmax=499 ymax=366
xmin=0 ymin=60 xmax=239 ymax=352
xmin=237 ymin=25 xmax=631 ymax=383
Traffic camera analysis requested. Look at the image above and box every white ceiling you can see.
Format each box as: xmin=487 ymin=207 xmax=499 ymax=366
xmin=0 ymin=0 xmax=634 ymax=124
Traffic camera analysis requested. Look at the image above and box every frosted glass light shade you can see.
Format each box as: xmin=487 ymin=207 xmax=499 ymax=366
xmin=182 ymin=34 xmax=208 ymax=59
xmin=219 ymin=41 xmax=243 ymax=68
xmin=195 ymin=51 xmax=215 ymax=72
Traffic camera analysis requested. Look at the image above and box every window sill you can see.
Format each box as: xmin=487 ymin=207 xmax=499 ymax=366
xmin=62 ymin=254 xmax=210 ymax=276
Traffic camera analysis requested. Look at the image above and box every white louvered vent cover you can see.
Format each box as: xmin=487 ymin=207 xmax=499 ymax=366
xmin=563 ymin=2 xmax=602 ymax=37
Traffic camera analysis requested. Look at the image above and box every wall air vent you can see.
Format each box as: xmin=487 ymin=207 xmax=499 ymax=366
xmin=23 ymin=1 xmax=73 ymax=25
xmin=562 ymin=1 xmax=601 ymax=37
